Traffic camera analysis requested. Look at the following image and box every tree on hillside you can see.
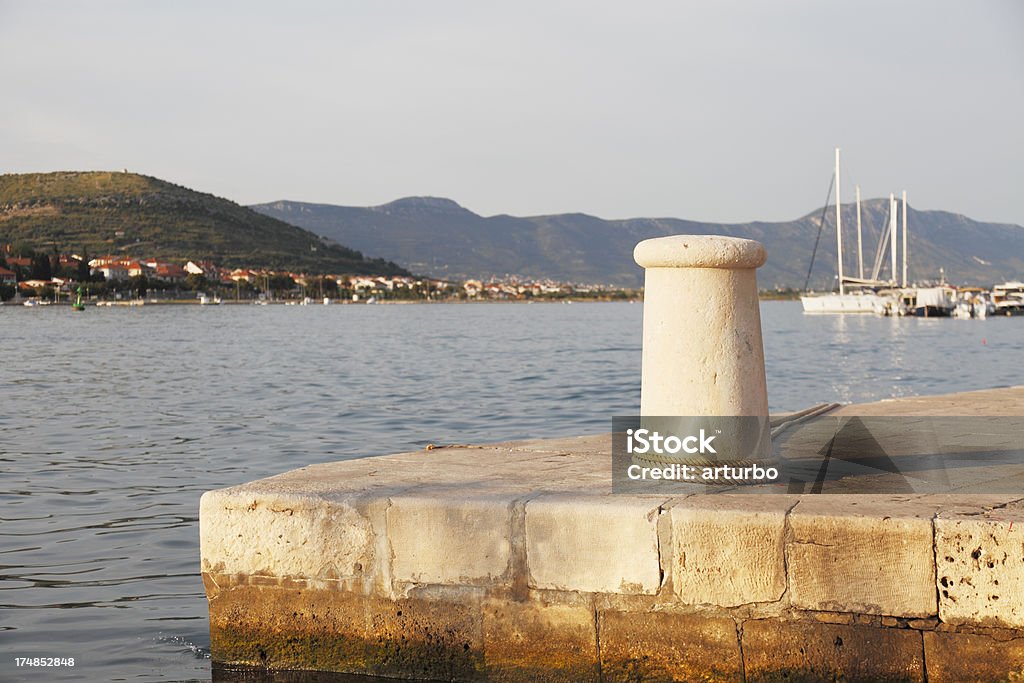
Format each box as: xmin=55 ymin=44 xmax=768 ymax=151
xmin=269 ymin=273 xmax=295 ymax=297
xmin=304 ymin=277 xmax=338 ymax=298
xmin=77 ymin=251 xmax=91 ymax=282
xmin=129 ymin=274 xmax=148 ymax=299
xmin=185 ymin=273 xmax=210 ymax=292
xmin=30 ymin=253 xmax=52 ymax=280
xmin=10 ymin=241 xmax=35 ymax=258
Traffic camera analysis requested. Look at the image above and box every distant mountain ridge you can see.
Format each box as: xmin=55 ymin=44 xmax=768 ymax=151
xmin=252 ymin=197 xmax=1024 ymax=288
xmin=0 ymin=172 xmax=409 ymax=276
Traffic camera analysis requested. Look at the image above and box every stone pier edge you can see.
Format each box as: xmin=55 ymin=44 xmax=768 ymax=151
xmin=202 ymin=384 xmax=1024 ymax=681
xmin=202 ymin=480 xmax=1024 ymax=681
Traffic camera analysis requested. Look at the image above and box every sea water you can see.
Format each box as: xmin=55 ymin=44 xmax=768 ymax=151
xmin=3 ymin=301 xmax=1023 ymax=681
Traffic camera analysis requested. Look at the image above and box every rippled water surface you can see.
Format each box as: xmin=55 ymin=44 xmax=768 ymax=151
xmin=3 ymin=301 xmax=1023 ymax=681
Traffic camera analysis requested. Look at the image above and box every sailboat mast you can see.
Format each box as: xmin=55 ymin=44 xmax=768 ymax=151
xmin=902 ymin=190 xmax=908 ymax=288
xmin=889 ymin=193 xmax=897 ymax=285
xmin=856 ymin=185 xmax=864 ymax=280
xmin=835 ymin=148 xmax=844 ymax=295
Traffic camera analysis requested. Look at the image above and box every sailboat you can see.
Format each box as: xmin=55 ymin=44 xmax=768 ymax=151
xmin=800 ymin=149 xmax=900 ymax=314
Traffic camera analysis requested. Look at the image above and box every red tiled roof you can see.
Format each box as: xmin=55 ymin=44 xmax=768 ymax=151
xmin=155 ymin=264 xmax=186 ymax=277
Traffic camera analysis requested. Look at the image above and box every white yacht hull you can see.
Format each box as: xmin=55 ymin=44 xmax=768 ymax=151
xmin=800 ymin=293 xmax=885 ymax=314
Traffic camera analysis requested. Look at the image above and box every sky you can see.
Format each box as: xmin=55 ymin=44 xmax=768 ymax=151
xmin=2 ymin=1 xmax=1022 ymax=224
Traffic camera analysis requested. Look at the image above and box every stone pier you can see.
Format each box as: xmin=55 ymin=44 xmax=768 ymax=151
xmin=201 ymin=387 xmax=1024 ymax=682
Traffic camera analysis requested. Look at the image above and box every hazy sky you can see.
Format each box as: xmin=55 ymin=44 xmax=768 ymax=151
xmin=2 ymin=1 xmax=1022 ymax=224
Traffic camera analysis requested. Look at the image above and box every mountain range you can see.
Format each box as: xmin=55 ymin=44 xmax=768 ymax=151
xmin=3 ymin=171 xmax=1019 ymax=288
xmin=252 ymin=197 xmax=1024 ymax=289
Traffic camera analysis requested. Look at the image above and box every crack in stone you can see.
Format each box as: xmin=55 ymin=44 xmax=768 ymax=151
xmin=932 ymin=511 xmax=942 ymax=623
xmin=508 ymin=492 xmax=546 ymax=601
xmin=206 ymin=572 xmax=221 ymax=602
xmin=736 ymin=618 xmax=747 ymax=683
xmin=655 ymin=503 xmax=669 ymax=593
xmin=508 ymin=496 xmax=530 ymax=602
xmin=791 ymin=539 xmax=837 ymax=548
xmin=920 ymin=628 xmax=929 ymax=683
xmin=780 ymin=499 xmax=801 ymax=606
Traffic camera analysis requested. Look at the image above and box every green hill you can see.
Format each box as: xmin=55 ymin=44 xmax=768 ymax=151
xmin=0 ymin=172 xmax=408 ymax=275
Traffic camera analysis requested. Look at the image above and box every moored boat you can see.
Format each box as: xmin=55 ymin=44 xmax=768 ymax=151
xmin=800 ymin=149 xmax=900 ymax=315
xmin=800 ymin=292 xmax=887 ymax=314
xmin=992 ymin=282 xmax=1024 ymax=316
xmin=912 ymin=286 xmax=955 ymax=317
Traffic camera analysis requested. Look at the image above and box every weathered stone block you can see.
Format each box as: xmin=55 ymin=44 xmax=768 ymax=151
xmin=924 ymin=630 xmax=1024 ymax=682
xmin=366 ymin=593 xmax=484 ymax=681
xmin=907 ymin=617 xmax=938 ymax=630
xmin=387 ymin=494 xmax=513 ymax=586
xmin=935 ymin=509 xmax=1024 ymax=628
xmin=209 ymin=581 xmax=488 ymax=680
xmin=742 ymin=619 xmax=924 ymax=682
xmin=787 ymin=497 xmax=937 ymax=617
xmin=525 ymin=495 xmax=664 ymax=594
xmin=599 ymin=610 xmax=743 ymax=682
xmin=813 ymin=612 xmax=855 ymax=625
xmin=208 ymin=583 xmax=369 ymax=673
xmin=669 ymin=497 xmax=790 ymax=606
xmin=200 ymin=490 xmax=374 ymax=580
xmin=482 ymin=598 xmax=598 ymax=682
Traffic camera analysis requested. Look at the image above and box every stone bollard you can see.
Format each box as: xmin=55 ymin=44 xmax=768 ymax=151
xmin=633 ymin=235 xmax=771 ymax=464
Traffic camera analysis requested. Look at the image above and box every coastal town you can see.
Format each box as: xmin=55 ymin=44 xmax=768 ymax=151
xmin=0 ymin=247 xmax=638 ymax=305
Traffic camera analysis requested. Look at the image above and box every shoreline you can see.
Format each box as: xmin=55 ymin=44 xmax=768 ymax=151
xmin=2 ymin=295 xmax=818 ymax=307
xmin=2 ymin=297 xmax=642 ymax=306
